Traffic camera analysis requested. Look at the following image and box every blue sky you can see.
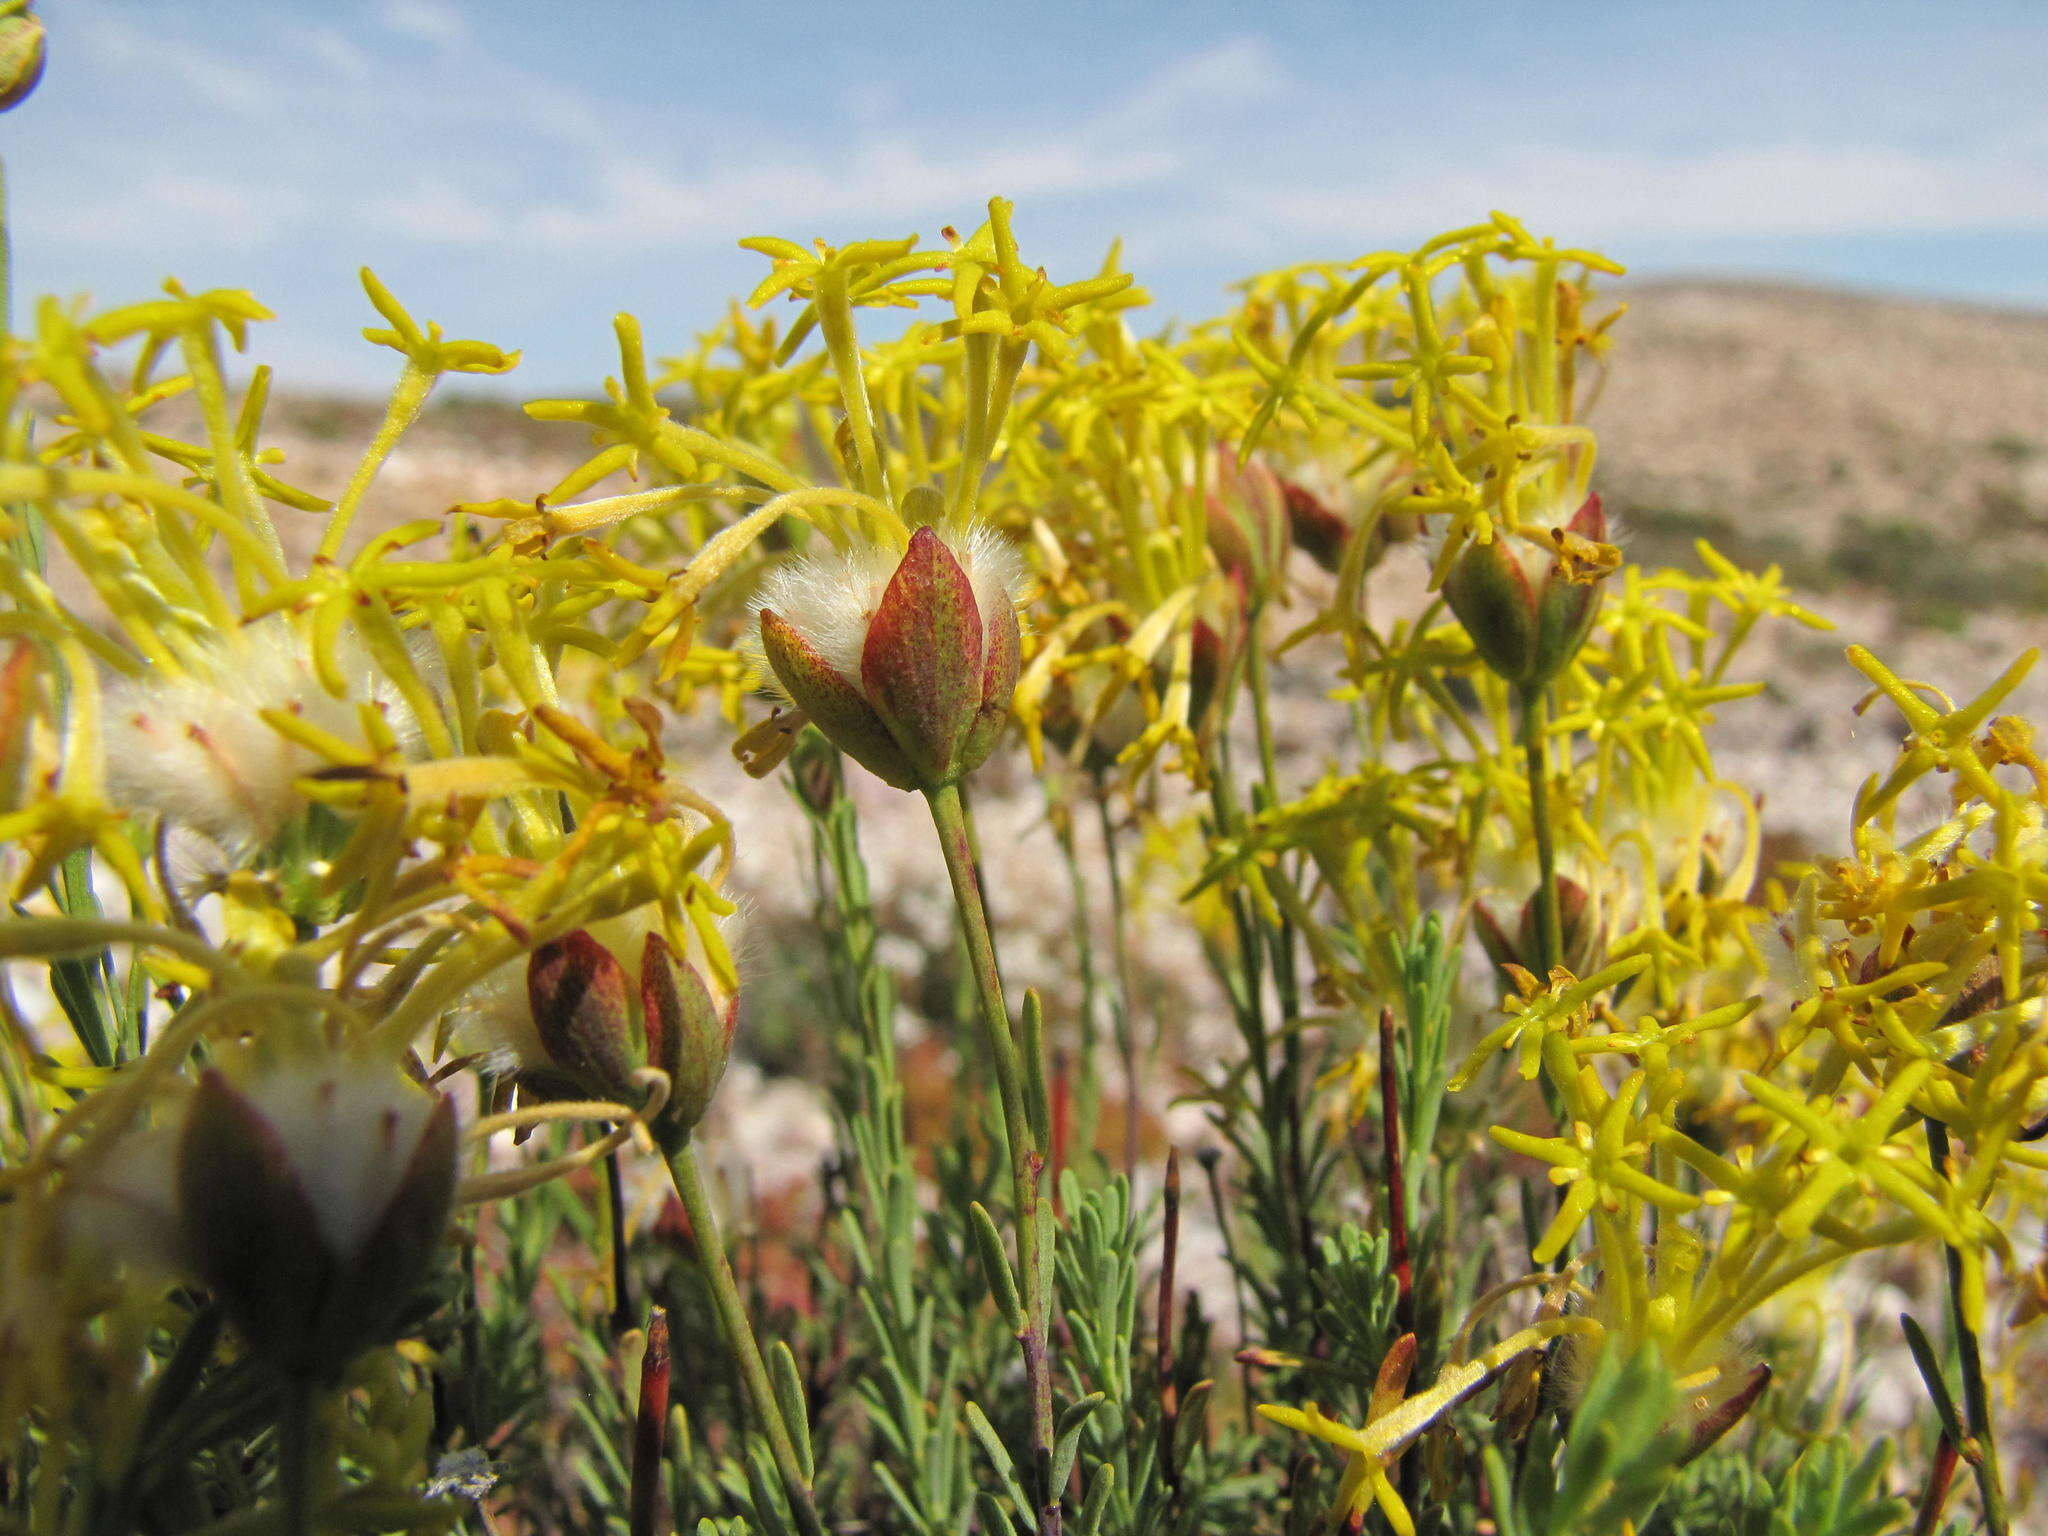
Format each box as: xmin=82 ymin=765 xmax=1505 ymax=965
xmin=8 ymin=0 xmax=2047 ymax=392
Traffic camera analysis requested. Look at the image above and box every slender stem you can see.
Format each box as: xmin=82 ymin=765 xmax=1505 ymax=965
xmin=605 ymin=1150 xmax=634 ymax=1335
xmin=1913 ymin=1434 xmax=1960 ymax=1536
xmin=630 ymin=1307 xmax=672 ymax=1536
xmin=1518 ymin=683 xmax=1563 ymax=975
xmin=1156 ymin=1149 xmax=1183 ymax=1496
xmin=1927 ymin=1119 xmax=2009 ymax=1536
xmin=1377 ymin=1006 xmax=1413 ymax=1333
xmin=816 ymin=270 xmax=890 ymax=508
xmin=1243 ymin=600 xmax=1283 ymax=797
xmin=926 ymin=780 xmax=1061 ymax=1536
xmin=277 ymin=1382 xmax=315 ymax=1536
xmin=1094 ymin=780 xmax=1141 ymax=1182
xmin=662 ymin=1140 xmax=826 ymax=1536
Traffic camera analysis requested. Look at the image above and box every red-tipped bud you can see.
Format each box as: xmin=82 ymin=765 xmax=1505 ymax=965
xmin=1188 ymin=619 xmax=1231 ymax=736
xmin=1443 ymin=494 xmax=1610 ymax=692
xmin=1280 ymin=477 xmax=1350 ymax=574
xmin=1206 ymin=446 xmax=1289 ymax=601
xmin=527 ymin=931 xmax=642 ymax=1103
xmin=1476 ymin=877 xmax=1600 ymax=981
xmin=757 ymin=522 xmax=1024 ymax=792
xmin=176 ymin=1063 xmax=456 ymax=1384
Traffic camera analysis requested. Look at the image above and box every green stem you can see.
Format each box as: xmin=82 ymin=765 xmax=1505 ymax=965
xmin=1519 ymin=683 xmax=1563 ymax=975
xmin=662 ymin=1140 xmax=827 ymax=1536
xmin=1927 ymin=1119 xmax=2010 ymax=1536
xmin=1243 ymin=601 xmax=1283 ymax=797
xmin=1094 ymin=779 xmax=1140 ymax=1183
xmin=926 ymin=779 xmax=1060 ymax=1536
xmin=604 ymin=1150 xmax=633 ymax=1335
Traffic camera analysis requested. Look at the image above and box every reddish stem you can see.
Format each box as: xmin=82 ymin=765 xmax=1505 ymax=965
xmin=1157 ymin=1149 xmax=1183 ymax=1492
xmin=1914 ymin=1434 xmax=1961 ymax=1536
xmin=1377 ymin=1006 xmax=1413 ymax=1323
xmin=631 ymin=1307 xmax=672 ymax=1536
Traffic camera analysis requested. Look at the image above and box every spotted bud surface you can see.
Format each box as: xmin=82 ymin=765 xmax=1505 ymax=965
xmin=862 ymin=526 xmax=985 ymax=787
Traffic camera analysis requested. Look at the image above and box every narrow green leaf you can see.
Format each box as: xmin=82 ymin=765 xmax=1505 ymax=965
xmin=963 ymin=1400 xmax=1031 ymax=1522
xmin=1021 ymin=988 xmax=1051 ymax=1148
xmin=768 ymin=1341 xmax=814 ymax=1483
xmin=1900 ymin=1312 xmax=1967 ymax=1452
xmin=1076 ymin=1462 xmax=1115 ymax=1536
xmin=969 ymin=1201 xmax=1026 ymax=1331
xmin=1172 ymin=1379 xmax=1213 ymax=1471
xmin=1051 ymin=1393 xmax=1103 ymax=1499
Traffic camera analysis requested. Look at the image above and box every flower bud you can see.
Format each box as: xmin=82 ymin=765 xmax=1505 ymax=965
xmin=176 ymin=1062 xmax=456 ymax=1384
xmin=755 ymin=521 xmax=1024 ymax=792
xmin=1474 ymin=876 xmax=1599 ymax=980
xmin=527 ymin=931 xmax=641 ymax=1103
xmin=639 ymin=932 xmax=735 ymax=1142
xmin=0 ymin=6 xmax=44 ymax=113
xmin=523 ymin=927 xmax=735 ymax=1142
xmin=1280 ymin=476 xmax=1350 ymax=574
xmin=1206 ymin=446 xmax=1288 ymax=602
xmin=1442 ymin=494 xmax=1610 ymax=692
xmin=1187 ymin=617 xmax=1231 ymax=737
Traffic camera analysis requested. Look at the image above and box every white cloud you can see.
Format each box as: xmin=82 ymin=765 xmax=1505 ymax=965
xmin=1243 ymin=137 xmax=2048 ymax=251
xmin=522 ymin=135 xmax=1178 ymax=256
xmin=70 ymin=5 xmax=274 ymax=114
xmin=302 ymin=26 xmax=373 ymax=81
xmin=363 ymin=180 xmax=506 ymax=244
xmin=379 ymin=0 xmax=467 ymax=50
xmin=1097 ymin=35 xmax=1288 ymax=135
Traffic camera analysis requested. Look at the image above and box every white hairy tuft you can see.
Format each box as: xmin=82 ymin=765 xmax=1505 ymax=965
xmin=102 ymin=616 xmax=415 ymax=855
xmin=747 ymin=525 xmax=1028 ymax=697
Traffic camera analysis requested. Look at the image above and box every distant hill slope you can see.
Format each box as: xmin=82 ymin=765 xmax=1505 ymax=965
xmin=1596 ymin=280 xmax=2048 ymax=628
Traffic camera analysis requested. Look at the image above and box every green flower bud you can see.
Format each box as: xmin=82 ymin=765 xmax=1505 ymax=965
xmin=639 ymin=932 xmax=736 ymax=1144
xmin=1206 ymin=446 xmax=1289 ymax=603
xmin=0 ymin=6 xmax=45 ymax=113
xmin=176 ymin=1062 xmax=456 ymax=1384
xmin=1443 ymin=494 xmax=1610 ymax=691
